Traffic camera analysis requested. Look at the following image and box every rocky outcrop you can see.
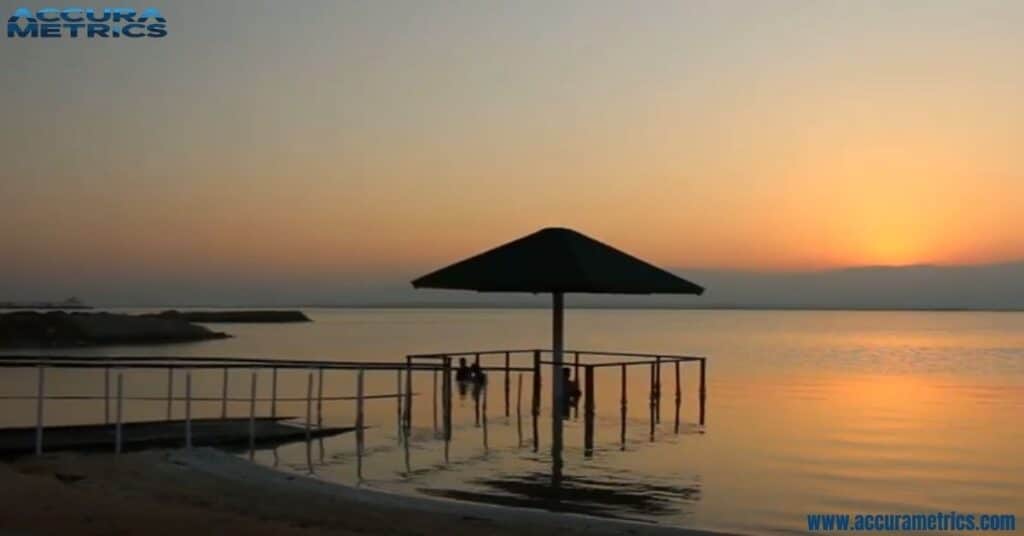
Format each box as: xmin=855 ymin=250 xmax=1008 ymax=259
xmin=0 ymin=312 xmax=230 ymax=348
xmin=146 ymin=310 xmax=311 ymax=323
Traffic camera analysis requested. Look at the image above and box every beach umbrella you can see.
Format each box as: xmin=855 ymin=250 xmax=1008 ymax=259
xmin=412 ymin=227 xmax=704 ymax=481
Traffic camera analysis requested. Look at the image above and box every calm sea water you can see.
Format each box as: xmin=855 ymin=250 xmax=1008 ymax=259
xmin=2 ymin=309 xmax=1022 ymax=534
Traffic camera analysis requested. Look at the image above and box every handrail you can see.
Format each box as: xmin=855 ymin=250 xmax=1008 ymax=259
xmin=406 ymin=349 xmax=537 ymax=358
xmin=1 ymin=347 xmax=708 ymax=464
xmin=407 ymin=348 xmax=705 ymax=361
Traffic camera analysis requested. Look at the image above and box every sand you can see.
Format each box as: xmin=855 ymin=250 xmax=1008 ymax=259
xmin=0 ymin=449 xmax=726 ymax=536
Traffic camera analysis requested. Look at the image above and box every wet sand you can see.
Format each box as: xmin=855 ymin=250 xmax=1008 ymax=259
xmin=0 ymin=449 xmax=727 ymax=535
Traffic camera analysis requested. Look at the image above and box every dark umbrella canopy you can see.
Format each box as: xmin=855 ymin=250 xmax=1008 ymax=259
xmin=411 ymin=227 xmax=704 ymax=295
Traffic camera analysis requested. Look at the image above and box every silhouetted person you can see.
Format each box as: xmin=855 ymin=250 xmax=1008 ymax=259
xmin=455 ymin=358 xmax=472 ymax=399
xmin=561 ymin=367 xmax=581 ymax=419
xmin=455 ymin=357 xmax=472 ymax=382
xmin=470 ymin=361 xmax=487 ymax=385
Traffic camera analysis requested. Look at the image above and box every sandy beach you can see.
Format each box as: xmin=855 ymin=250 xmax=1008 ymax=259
xmin=0 ymin=448 xmax=724 ymax=536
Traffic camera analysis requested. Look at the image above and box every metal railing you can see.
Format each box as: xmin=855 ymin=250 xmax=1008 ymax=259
xmin=406 ymin=348 xmax=707 ymax=456
xmin=0 ymin=348 xmax=708 ymax=469
xmin=0 ymin=356 xmax=448 ymax=466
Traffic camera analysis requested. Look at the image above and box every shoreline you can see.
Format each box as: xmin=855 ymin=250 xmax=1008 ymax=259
xmin=63 ymin=304 xmax=1024 ymax=313
xmin=0 ymin=448 xmax=732 ymax=535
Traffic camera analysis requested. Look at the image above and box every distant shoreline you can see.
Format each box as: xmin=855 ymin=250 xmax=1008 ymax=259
xmin=76 ymin=304 xmax=1024 ymax=313
xmin=306 ymin=304 xmax=1024 ymax=312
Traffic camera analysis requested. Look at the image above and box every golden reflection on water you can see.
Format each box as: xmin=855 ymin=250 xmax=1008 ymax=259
xmin=1 ymin=309 xmax=1022 ymax=533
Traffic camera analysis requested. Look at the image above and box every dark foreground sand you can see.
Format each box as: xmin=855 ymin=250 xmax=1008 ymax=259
xmin=0 ymin=449 xmax=726 ymax=536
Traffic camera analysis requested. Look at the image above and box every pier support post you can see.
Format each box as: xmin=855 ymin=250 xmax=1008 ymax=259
xmin=584 ymin=365 xmax=595 ymax=457
xmin=551 ymin=292 xmax=565 ymax=487
xmin=442 ymin=357 xmax=452 ymax=463
xmin=504 ymin=352 xmax=510 ymax=418
xmin=270 ymin=367 xmax=278 ymax=420
xmin=573 ymin=352 xmax=581 ymax=420
xmin=649 ymin=362 xmax=656 ymax=442
xmin=317 ymin=368 xmax=324 ymax=430
xmin=355 ymin=369 xmax=365 ymax=481
xmin=185 ymin=371 xmax=192 ymax=450
xmin=481 ymin=382 xmax=488 ymax=451
xmin=655 ymin=356 xmax=662 ymax=424
xmin=115 ymin=373 xmax=123 ymax=454
xmin=474 ymin=380 xmax=481 ymax=427
xmin=104 ymin=366 xmax=110 ymax=425
xmin=305 ymin=372 xmax=313 ymax=473
xmin=35 ymin=364 xmax=45 ymax=456
xmin=221 ymin=368 xmax=229 ymax=419
xmin=249 ymin=371 xmax=257 ymax=459
xmin=620 ymin=364 xmax=627 ymax=450
xmin=396 ymin=369 xmax=403 ymax=442
xmin=699 ymin=358 xmax=707 ymax=429
xmin=405 ymin=357 xmax=413 ymax=437
xmin=432 ymin=368 xmax=438 ymax=436
xmin=674 ymin=361 xmax=682 ymax=434
xmin=531 ymin=349 xmax=540 ymax=453
xmin=516 ymin=373 xmax=523 ymax=446
xmin=166 ymin=367 xmax=174 ymax=421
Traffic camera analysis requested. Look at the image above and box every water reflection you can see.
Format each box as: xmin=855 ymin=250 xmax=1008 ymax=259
xmin=420 ymin=470 xmax=701 ymax=520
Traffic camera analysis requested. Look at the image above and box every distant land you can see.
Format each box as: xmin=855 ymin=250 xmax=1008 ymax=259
xmin=4 ymin=261 xmax=1024 ymax=311
xmin=0 ymin=297 xmax=90 ymax=310
xmin=296 ymin=261 xmax=1024 ymax=311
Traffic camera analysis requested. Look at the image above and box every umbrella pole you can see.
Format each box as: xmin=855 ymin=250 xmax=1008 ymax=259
xmin=551 ymin=292 xmax=565 ymax=487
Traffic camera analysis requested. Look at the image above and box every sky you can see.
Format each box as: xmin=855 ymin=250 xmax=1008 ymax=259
xmin=2 ymin=1 xmax=1024 ymax=305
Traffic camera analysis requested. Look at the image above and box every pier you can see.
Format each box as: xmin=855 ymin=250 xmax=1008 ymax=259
xmin=0 ymin=350 xmax=707 ymax=480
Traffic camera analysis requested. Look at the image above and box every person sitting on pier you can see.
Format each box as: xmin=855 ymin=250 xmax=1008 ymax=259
xmin=561 ymin=367 xmax=581 ymax=419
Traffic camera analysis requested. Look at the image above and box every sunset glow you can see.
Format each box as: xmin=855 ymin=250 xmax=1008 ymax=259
xmin=3 ymin=1 xmax=1024 ymax=302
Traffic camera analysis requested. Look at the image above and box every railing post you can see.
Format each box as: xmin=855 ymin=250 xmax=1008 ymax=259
xmin=584 ymin=365 xmax=595 ymax=457
xmin=166 ymin=367 xmax=174 ymax=421
xmin=531 ymin=349 xmax=541 ymax=452
xmin=249 ymin=370 xmax=257 ymax=459
xmin=432 ymin=367 xmax=439 ymax=436
xmin=674 ymin=360 xmax=682 ymax=434
xmin=104 ymin=366 xmax=110 ymax=425
xmin=699 ymin=358 xmax=707 ymax=429
xmin=221 ymin=367 xmax=229 ymax=419
xmin=649 ymin=362 xmax=656 ymax=442
xmin=115 ymin=372 xmax=124 ymax=454
xmin=355 ymin=368 xmax=365 ymax=481
xmin=655 ymin=356 xmax=662 ymax=424
xmin=305 ymin=372 xmax=313 ymax=473
xmin=516 ymin=373 xmax=523 ymax=447
xmin=185 ymin=371 xmax=192 ymax=450
xmin=405 ymin=357 xmax=413 ymax=437
xmin=474 ymin=378 xmax=481 ymax=427
xmin=35 ymin=364 xmax=45 ymax=456
xmin=573 ymin=352 xmax=581 ymax=419
xmin=270 ymin=367 xmax=278 ymax=420
xmin=396 ymin=369 xmax=403 ymax=442
xmin=504 ymin=351 xmax=511 ymax=418
xmin=442 ymin=357 xmax=452 ymax=463
xmin=620 ymin=363 xmax=627 ymax=450
xmin=317 ymin=367 xmax=324 ymax=430
xmin=481 ymin=382 xmax=488 ymax=451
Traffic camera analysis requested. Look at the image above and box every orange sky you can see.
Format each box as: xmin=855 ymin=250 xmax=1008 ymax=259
xmin=3 ymin=1 xmax=1024 ymax=288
